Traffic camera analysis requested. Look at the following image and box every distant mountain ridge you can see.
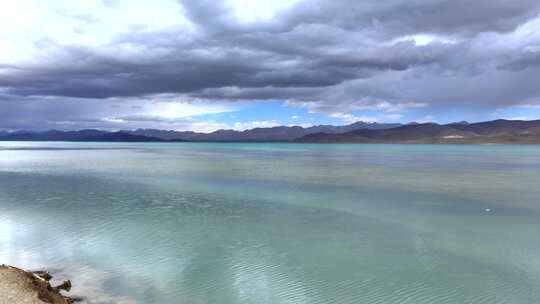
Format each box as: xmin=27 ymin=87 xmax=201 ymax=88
xmin=0 ymin=129 xmax=164 ymax=142
xmin=0 ymin=121 xmax=399 ymax=142
xmin=125 ymin=121 xmax=401 ymax=142
xmin=297 ymin=119 xmax=540 ymax=144
xmin=2 ymin=120 xmax=540 ymax=143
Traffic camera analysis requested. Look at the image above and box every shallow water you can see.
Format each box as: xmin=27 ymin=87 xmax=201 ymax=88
xmin=1 ymin=142 xmax=540 ymax=303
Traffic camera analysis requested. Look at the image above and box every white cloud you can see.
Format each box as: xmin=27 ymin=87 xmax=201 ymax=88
xmin=233 ymin=120 xmax=280 ymax=130
xmin=0 ymin=93 xmax=238 ymax=131
xmin=418 ymin=115 xmax=436 ymax=123
xmin=355 ymin=101 xmax=427 ymax=113
xmin=287 ymin=97 xmax=427 ymax=116
xmin=0 ymin=0 xmax=194 ymax=63
xmin=227 ymin=0 xmax=300 ymax=23
xmin=102 ymin=117 xmax=127 ymax=124
xmin=330 ymin=112 xmax=404 ymax=124
xmin=392 ymin=34 xmax=458 ymax=46
xmin=330 ymin=113 xmax=378 ymax=124
xmin=142 ymin=96 xmax=237 ymax=119
xmin=289 ymin=123 xmax=313 ymax=128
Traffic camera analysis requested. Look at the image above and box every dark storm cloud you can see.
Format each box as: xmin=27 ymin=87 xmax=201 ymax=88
xmin=0 ymin=94 xmax=111 ymax=130
xmin=0 ymin=36 xmax=453 ymax=99
xmin=1 ymin=0 xmax=540 ymax=127
xmin=498 ymin=50 xmax=540 ymax=71
xmin=178 ymin=0 xmax=540 ymax=37
xmin=0 ymin=93 xmax=212 ymax=131
xmin=293 ymin=0 xmax=540 ymax=36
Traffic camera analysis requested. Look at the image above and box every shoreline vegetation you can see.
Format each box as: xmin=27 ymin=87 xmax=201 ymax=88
xmin=0 ymin=265 xmax=76 ymax=304
xmin=1 ymin=119 xmax=540 ymax=144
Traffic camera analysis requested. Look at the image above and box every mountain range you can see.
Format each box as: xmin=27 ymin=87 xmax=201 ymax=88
xmin=298 ymin=119 xmax=540 ymax=143
xmin=2 ymin=119 xmax=540 ymax=143
xmin=0 ymin=121 xmax=399 ymax=142
xmin=0 ymin=129 xmax=161 ymax=142
xmin=126 ymin=121 xmax=401 ymax=142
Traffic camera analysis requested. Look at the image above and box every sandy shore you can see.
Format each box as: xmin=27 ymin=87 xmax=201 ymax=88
xmin=0 ymin=265 xmax=75 ymax=304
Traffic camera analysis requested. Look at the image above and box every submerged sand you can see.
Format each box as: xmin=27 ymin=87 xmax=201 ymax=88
xmin=0 ymin=265 xmax=74 ymax=304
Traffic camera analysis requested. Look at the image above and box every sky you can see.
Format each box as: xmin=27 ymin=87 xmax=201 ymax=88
xmin=1 ymin=0 xmax=540 ymax=132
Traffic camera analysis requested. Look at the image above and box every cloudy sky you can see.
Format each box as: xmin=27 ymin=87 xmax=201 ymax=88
xmin=1 ymin=0 xmax=540 ymax=131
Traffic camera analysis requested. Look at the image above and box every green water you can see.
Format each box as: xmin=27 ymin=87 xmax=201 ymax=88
xmin=1 ymin=142 xmax=539 ymax=303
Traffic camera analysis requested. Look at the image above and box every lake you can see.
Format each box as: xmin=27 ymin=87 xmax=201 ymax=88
xmin=1 ymin=142 xmax=540 ymax=303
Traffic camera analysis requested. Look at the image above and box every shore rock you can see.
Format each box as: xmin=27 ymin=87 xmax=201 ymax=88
xmin=0 ymin=265 xmax=74 ymax=304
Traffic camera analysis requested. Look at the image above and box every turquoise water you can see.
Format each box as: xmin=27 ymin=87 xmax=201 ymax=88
xmin=1 ymin=142 xmax=540 ymax=303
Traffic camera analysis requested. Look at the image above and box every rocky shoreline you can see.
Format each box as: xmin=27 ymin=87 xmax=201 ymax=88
xmin=0 ymin=265 xmax=77 ymax=304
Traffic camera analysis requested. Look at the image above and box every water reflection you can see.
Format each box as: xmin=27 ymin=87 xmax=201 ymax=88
xmin=1 ymin=143 xmax=540 ymax=303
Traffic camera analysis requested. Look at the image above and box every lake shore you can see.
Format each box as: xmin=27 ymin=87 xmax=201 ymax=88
xmin=0 ymin=265 xmax=75 ymax=304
